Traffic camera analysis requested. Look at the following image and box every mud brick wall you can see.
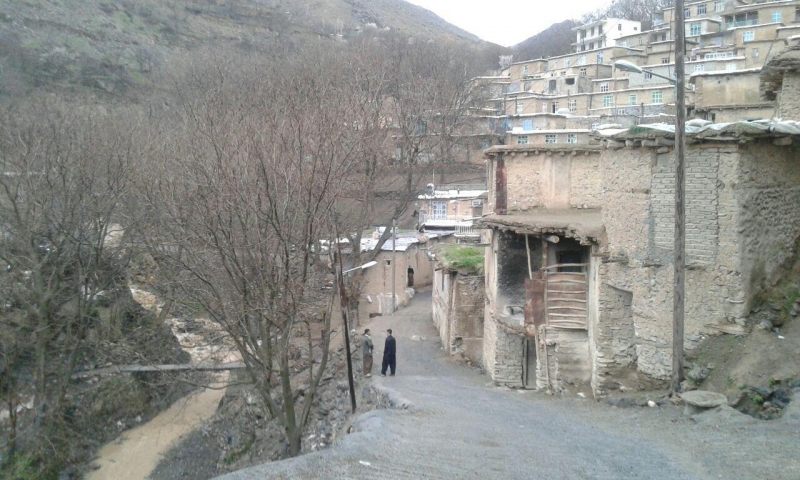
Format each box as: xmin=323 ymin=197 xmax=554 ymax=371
xmin=504 ymin=153 xmax=603 ymax=211
xmin=651 ymin=149 xmax=720 ymax=265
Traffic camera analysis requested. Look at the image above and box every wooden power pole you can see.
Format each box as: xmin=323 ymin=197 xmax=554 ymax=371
xmin=673 ymin=0 xmax=687 ymax=393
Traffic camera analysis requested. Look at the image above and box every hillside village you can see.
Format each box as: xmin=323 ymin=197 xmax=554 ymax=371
xmin=403 ymin=0 xmax=800 ymax=402
xmin=2 ymin=0 xmax=800 ymax=479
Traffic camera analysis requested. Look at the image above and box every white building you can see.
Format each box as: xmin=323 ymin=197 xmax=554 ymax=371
xmin=573 ymin=18 xmax=643 ymax=52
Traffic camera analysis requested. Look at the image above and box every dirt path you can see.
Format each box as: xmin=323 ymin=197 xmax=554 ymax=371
xmin=87 ymin=382 xmax=227 ymax=480
xmin=223 ymin=290 xmax=800 ymax=480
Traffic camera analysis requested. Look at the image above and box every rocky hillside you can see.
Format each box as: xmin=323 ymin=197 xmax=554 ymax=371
xmin=511 ymin=19 xmax=578 ymax=63
xmin=0 ymin=0 xmax=490 ymax=100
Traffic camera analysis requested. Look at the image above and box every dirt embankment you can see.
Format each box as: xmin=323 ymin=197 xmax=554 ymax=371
xmin=687 ymin=269 xmax=800 ymax=419
xmin=150 ymin=340 xmax=379 ymax=480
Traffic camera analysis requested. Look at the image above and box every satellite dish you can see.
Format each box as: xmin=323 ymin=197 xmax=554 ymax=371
xmin=426 ymin=183 xmax=435 ymax=194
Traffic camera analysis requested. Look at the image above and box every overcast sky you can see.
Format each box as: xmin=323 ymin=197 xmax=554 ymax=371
xmin=405 ymin=0 xmax=612 ymax=47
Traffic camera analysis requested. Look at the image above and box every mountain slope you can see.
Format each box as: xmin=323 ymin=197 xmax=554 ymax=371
xmin=0 ymin=0 xmax=486 ymax=100
xmin=511 ymin=19 xmax=578 ymax=63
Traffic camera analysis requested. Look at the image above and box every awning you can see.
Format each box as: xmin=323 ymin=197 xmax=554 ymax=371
xmin=475 ymin=209 xmax=604 ymax=245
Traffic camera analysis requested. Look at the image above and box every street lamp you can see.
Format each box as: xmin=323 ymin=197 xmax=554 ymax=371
xmin=343 ymin=261 xmax=377 ymax=275
xmin=334 ymin=252 xmax=376 ymax=414
xmin=613 ymin=60 xmax=678 ymax=84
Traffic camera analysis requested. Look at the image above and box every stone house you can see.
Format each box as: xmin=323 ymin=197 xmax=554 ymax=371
xmin=477 ymin=120 xmax=800 ymax=396
xmin=355 ymin=231 xmax=453 ymax=320
xmin=691 ymin=68 xmax=775 ymax=121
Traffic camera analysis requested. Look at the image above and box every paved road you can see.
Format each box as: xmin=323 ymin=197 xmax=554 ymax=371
xmin=223 ymin=291 xmax=800 ymax=480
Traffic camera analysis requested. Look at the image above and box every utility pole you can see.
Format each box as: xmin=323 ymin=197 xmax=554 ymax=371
xmin=335 ymin=241 xmax=357 ymax=414
xmin=391 ymin=219 xmax=397 ymax=313
xmin=673 ymin=0 xmax=687 ymax=393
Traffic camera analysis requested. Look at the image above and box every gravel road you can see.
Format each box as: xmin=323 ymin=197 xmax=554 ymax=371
xmin=222 ymin=290 xmax=800 ymax=480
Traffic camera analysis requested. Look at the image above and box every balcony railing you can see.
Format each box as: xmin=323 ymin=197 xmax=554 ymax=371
xmin=724 ymin=19 xmax=758 ymax=29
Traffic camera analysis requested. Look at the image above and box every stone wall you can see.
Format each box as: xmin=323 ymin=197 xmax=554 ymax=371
xmin=482 ymin=229 xmax=524 ymax=387
xmin=433 ymin=270 xmax=485 ymax=365
xmin=432 ymin=269 xmax=452 ymax=350
xmin=778 ymin=73 xmax=800 ymax=121
xmin=736 ymin=142 xmax=800 ymax=297
xmin=452 ymin=275 xmax=486 ymax=364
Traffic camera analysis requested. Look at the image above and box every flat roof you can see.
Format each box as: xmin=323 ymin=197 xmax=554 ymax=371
xmin=476 ymin=210 xmax=605 ymax=244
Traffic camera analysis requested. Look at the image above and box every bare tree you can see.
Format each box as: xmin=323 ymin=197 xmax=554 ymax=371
xmin=331 ymin=35 xmax=489 ymax=323
xmin=134 ymin=46 xmax=367 ymax=456
xmin=0 ymin=102 xmax=138 ymax=470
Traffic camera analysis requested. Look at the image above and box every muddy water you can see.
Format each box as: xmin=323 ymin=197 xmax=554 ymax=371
xmin=87 ymin=288 xmax=235 ymax=480
xmin=86 ymin=382 xmax=226 ymax=480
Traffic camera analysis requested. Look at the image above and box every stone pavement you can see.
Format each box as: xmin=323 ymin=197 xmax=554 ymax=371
xmin=223 ymin=290 xmax=800 ymax=480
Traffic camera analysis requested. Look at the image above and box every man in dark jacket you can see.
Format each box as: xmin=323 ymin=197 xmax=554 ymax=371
xmin=381 ymin=329 xmax=396 ymax=376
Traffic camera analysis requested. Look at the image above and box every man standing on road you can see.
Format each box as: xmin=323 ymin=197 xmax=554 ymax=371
xmin=381 ymin=329 xmax=396 ymax=376
xmin=362 ymin=329 xmax=374 ymax=377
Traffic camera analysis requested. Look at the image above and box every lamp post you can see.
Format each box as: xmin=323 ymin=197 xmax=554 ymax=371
xmin=335 ymin=249 xmax=377 ymax=414
xmin=615 ymin=15 xmax=687 ymax=394
xmin=613 ymin=60 xmax=678 ymax=84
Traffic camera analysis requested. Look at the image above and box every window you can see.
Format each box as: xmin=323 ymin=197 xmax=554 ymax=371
xmin=568 ymin=99 xmax=577 ymax=112
xmin=662 ymin=57 xmax=670 ymax=64
xmin=549 ymin=79 xmax=557 ymax=92
xmin=600 ymin=82 xmax=609 ymax=92
xmin=567 ymin=134 xmax=578 ymax=144
xmin=590 ymin=27 xmax=595 ymax=36
xmin=690 ymin=23 xmax=701 ymax=35
xmin=603 ymin=95 xmax=613 ymax=108
xmin=433 ymin=201 xmax=447 ymax=220
xmin=591 ymin=122 xmax=600 ymax=130
xmin=705 ymin=51 xmax=735 ymax=59
xmin=629 ymin=94 xmax=637 ymax=105
xmin=481 ymin=139 xmax=491 ymax=150
xmin=545 ymin=134 xmax=557 ymax=144
xmin=566 ymin=78 xmax=575 ymax=85
xmin=523 ymin=66 xmax=529 ymax=76
xmin=726 ymin=62 xmax=737 ymax=70
xmin=772 ymin=11 xmax=782 ymax=22
xmin=618 ymin=23 xmax=622 ymax=31
xmin=685 ymin=8 xmax=691 ymax=18
xmin=644 ymin=72 xmax=653 ymax=80
xmin=580 ymin=67 xmax=587 ymax=76
xmin=694 ymin=64 xmax=705 ymax=72
xmin=743 ymin=31 xmax=754 ymax=42
xmin=662 ymin=33 xmax=668 ymax=41
xmin=542 ymin=103 xmax=548 ymax=113
xmin=652 ymin=91 xmax=663 ymax=103
xmin=752 ymin=48 xmax=759 ymax=59
xmin=552 ymin=102 xmax=560 ymax=112
xmin=697 ymin=4 xmax=707 ymax=15
xmin=564 ymin=59 xmax=571 ymax=67
xmin=517 ymin=135 xmax=529 ymax=145
xmin=589 ymin=42 xmax=595 ymax=50
xmin=578 ymin=55 xmax=587 ymax=65
xmin=522 ymin=119 xmax=533 ymax=130
xmin=617 ymin=109 xmax=627 ymax=115
xmin=597 ymin=52 xmax=604 ymax=63
xmin=516 ymin=103 xmax=524 ymax=114
xmin=714 ymin=0 xmax=724 ymax=12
